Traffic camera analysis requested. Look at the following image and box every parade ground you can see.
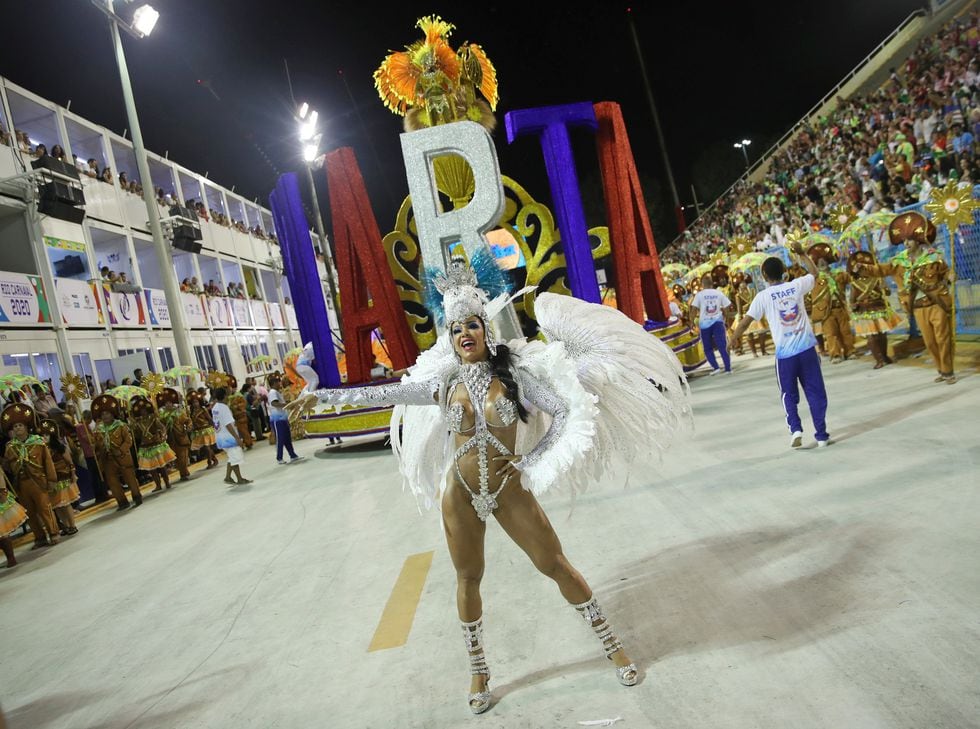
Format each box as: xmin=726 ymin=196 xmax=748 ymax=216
xmin=1 ymin=348 xmax=978 ymax=729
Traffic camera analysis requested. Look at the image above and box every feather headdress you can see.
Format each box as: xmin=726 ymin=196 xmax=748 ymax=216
xmin=422 ymin=247 xmax=513 ymax=328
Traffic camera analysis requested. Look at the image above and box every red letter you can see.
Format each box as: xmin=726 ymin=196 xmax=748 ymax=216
xmin=594 ymin=102 xmax=669 ymax=322
xmin=325 ymin=147 xmax=419 ymax=383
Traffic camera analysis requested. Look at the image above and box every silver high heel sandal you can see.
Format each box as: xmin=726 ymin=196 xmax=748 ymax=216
xmin=461 ymin=618 xmax=492 ymax=714
xmin=573 ymin=595 xmax=639 ymax=687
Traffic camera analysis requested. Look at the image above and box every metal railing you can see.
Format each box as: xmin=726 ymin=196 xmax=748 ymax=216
xmin=669 ymin=8 xmax=927 ymax=248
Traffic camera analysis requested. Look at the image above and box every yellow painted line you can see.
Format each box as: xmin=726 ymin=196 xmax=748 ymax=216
xmin=368 ymin=551 xmax=434 ymax=652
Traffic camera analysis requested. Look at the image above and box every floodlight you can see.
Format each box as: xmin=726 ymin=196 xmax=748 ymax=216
xmin=132 ymin=5 xmax=159 ymax=36
xmin=303 ymin=144 xmax=318 ymax=162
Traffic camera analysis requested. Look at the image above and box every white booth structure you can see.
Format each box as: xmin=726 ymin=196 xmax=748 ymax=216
xmin=0 ymin=75 xmax=336 ymax=401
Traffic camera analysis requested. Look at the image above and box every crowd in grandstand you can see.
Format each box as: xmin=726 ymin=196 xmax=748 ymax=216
xmin=663 ymin=10 xmax=980 ymax=267
xmin=0 ymin=127 xmax=278 ymax=243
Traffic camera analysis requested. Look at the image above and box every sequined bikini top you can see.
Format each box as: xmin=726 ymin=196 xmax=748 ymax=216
xmin=446 ymin=392 xmax=518 ymax=434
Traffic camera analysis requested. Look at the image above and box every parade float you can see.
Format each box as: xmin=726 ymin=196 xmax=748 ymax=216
xmin=269 ymin=15 xmax=709 ymax=439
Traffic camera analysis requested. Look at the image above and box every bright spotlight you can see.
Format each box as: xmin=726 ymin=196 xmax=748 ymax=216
xmin=132 ymin=5 xmax=159 ymax=36
xmin=299 ymin=120 xmax=316 ymax=141
xmin=742 ymin=139 xmax=752 ymax=145
xmin=303 ymin=144 xmax=318 ymax=162
xmin=298 ymin=102 xmax=309 ymax=120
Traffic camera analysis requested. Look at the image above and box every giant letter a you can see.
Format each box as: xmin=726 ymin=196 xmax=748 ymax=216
xmin=325 ymin=147 xmax=418 ymax=384
xmin=595 ymin=102 xmax=669 ymax=323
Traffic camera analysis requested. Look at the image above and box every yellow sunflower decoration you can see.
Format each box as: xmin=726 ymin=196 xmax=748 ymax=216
xmin=827 ymin=203 xmax=857 ymax=234
xmin=60 ymin=373 xmax=86 ymax=402
xmin=141 ymin=372 xmax=167 ymax=396
xmin=373 ymin=15 xmax=498 ymax=131
xmin=205 ymin=371 xmax=231 ymax=390
xmin=783 ymin=228 xmax=808 ymax=246
xmin=728 ymin=237 xmax=753 ymax=258
xmin=924 ymin=182 xmax=979 ymax=235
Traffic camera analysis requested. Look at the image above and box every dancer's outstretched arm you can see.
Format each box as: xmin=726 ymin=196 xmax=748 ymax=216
xmin=307 ymin=378 xmax=440 ymax=408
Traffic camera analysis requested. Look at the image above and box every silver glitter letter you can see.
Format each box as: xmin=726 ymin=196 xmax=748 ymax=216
xmin=399 ymin=121 xmax=505 ymax=269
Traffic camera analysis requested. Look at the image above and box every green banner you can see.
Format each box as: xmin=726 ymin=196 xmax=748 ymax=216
xmin=43 ymin=235 xmax=85 ymax=252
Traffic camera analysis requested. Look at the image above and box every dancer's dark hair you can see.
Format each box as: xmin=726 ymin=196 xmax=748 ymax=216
xmin=485 ymin=338 xmax=529 ymax=423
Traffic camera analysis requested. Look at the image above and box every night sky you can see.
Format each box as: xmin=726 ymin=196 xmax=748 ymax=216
xmin=1 ymin=0 xmax=926 ymax=244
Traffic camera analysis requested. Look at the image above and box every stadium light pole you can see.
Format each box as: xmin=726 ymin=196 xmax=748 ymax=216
xmin=296 ymin=103 xmax=341 ymax=329
xmin=92 ymin=0 xmax=194 ymax=368
xmin=734 ymin=139 xmax=752 ymax=168
xmin=626 ymin=7 xmax=685 ymax=233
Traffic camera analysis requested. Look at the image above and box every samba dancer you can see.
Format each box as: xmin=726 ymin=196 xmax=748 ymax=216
xmin=295 ymin=251 xmax=690 ymax=714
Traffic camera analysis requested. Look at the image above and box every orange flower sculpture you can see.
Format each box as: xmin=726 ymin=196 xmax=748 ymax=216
xmin=374 ymin=15 xmax=498 ymax=131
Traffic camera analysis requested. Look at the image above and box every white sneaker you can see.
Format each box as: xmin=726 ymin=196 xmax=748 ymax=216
xmin=725 ymin=369 xmax=734 ymax=375
xmin=276 ymin=460 xmax=288 ymax=466
xmin=709 ymin=368 xmax=721 ymax=376
xmin=790 ymin=432 xmax=803 ymax=448
xmin=289 ymin=455 xmax=305 ymax=463
xmin=816 ymin=439 xmax=830 ymax=448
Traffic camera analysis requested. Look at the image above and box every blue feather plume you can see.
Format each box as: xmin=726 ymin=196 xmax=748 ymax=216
xmin=420 ymin=247 xmax=512 ymax=328
xmin=470 ymin=247 xmax=512 ymax=300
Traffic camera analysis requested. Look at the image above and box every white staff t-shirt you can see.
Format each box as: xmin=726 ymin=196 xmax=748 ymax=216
xmin=211 ymin=401 xmax=237 ymax=449
xmin=267 ymin=389 xmax=287 ymax=422
xmin=691 ymin=288 xmax=731 ymax=328
xmin=747 ymin=274 xmax=818 ymax=359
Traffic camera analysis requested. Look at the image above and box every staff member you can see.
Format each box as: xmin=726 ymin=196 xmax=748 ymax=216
xmin=267 ymin=375 xmax=304 ymax=465
xmin=730 ymin=243 xmax=830 ymax=448
xmin=690 ymin=274 xmax=733 ymax=375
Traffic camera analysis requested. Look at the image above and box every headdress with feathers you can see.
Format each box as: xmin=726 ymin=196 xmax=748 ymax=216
xmin=421 ymin=247 xmax=528 ymax=355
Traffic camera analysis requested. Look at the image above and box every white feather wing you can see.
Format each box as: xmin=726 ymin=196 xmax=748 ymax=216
xmin=532 ymin=293 xmax=692 ymax=489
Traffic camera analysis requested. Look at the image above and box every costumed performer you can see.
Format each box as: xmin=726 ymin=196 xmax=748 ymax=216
xmin=807 ymin=244 xmax=854 ymax=363
xmin=188 ymin=392 xmax=219 ymax=469
xmin=226 ymin=376 xmax=254 ymax=449
xmin=39 ymin=418 xmax=80 ymax=535
xmin=2 ymin=402 xmax=60 ymax=547
xmin=157 ymin=389 xmax=193 ymax=482
xmin=131 ymin=396 xmax=177 ymax=492
xmin=0 ymin=468 xmax=28 ymax=567
xmin=92 ymin=394 xmax=143 ymax=510
xmin=844 ymin=251 xmax=902 ymax=369
xmin=295 ymin=342 xmax=319 ymax=395
xmin=295 ymin=251 xmax=691 ymax=714
xmin=879 ymin=212 xmax=956 ymax=384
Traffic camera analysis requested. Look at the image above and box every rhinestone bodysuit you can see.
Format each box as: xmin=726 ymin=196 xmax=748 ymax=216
xmin=313 ymin=360 xmax=568 ymax=521
xmin=447 ymin=362 xmax=517 ymax=521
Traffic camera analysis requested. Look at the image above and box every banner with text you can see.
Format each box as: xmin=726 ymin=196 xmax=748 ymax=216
xmin=181 ymin=292 xmax=208 ymax=328
xmin=250 ymin=300 xmax=270 ymax=329
xmin=0 ymin=272 xmax=52 ymax=326
xmin=207 ymin=296 xmax=232 ymax=329
xmin=56 ymin=277 xmax=103 ymax=326
xmin=144 ymin=288 xmax=172 ymax=328
xmin=102 ymin=284 xmax=146 ymax=327
xmin=231 ymin=298 xmax=252 ymax=328
xmin=269 ymin=302 xmax=286 ymax=329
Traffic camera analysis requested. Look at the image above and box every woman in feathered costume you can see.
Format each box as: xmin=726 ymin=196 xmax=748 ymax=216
xmin=298 ymin=251 xmax=690 ymax=714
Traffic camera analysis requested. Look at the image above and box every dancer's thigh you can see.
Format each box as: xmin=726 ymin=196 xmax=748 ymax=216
xmin=442 ymin=479 xmax=487 ymax=576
